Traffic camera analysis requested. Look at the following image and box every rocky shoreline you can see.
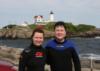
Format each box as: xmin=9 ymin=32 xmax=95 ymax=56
xmin=0 ymin=27 xmax=100 ymax=39
xmin=0 ymin=45 xmax=100 ymax=71
xmin=0 ymin=45 xmax=23 ymax=65
xmin=0 ymin=27 xmax=54 ymax=39
xmin=0 ymin=45 xmax=23 ymax=71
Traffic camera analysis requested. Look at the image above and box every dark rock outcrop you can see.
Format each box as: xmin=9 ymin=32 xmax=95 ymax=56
xmin=0 ymin=27 xmax=100 ymax=39
xmin=0 ymin=27 xmax=54 ymax=39
xmin=0 ymin=27 xmax=33 ymax=39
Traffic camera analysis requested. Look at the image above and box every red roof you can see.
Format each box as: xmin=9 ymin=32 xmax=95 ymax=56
xmin=34 ymin=15 xmax=43 ymax=18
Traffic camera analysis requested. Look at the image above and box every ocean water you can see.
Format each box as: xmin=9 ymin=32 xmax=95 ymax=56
xmin=0 ymin=38 xmax=100 ymax=55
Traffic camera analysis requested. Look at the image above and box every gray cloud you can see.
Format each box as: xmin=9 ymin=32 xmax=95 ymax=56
xmin=0 ymin=0 xmax=100 ymax=28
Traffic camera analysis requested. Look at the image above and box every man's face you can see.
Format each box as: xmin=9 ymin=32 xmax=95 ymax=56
xmin=32 ymin=32 xmax=44 ymax=46
xmin=54 ymin=26 xmax=66 ymax=41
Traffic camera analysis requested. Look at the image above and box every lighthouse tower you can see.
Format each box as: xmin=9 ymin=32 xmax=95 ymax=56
xmin=49 ymin=11 xmax=54 ymax=22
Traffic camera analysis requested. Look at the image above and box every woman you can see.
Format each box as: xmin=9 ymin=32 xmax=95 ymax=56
xmin=19 ymin=29 xmax=46 ymax=71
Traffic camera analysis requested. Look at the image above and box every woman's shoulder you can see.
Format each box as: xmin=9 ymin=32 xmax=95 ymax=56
xmin=21 ymin=47 xmax=31 ymax=55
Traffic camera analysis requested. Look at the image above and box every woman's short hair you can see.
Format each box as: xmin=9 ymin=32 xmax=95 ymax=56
xmin=31 ymin=29 xmax=44 ymax=38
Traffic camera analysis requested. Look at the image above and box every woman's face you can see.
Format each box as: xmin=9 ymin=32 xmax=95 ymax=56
xmin=54 ymin=26 xmax=66 ymax=41
xmin=32 ymin=32 xmax=44 ymax=46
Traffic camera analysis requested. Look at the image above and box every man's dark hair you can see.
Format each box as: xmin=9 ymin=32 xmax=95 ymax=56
xmin=54 ymin=21 xmax=66 ymax=30
xmin=31 ymin=29 xmax=44 ymax=38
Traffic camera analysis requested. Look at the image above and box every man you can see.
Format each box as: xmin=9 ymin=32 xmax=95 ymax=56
xmin=45 ymin=21 xmax=81 ymax=71
xmin=19 ymin=29 xmax=46 ymax=71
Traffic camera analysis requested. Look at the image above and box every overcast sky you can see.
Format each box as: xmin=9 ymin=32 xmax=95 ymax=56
xmin=0 ymin=0 xmax=100 ymax=28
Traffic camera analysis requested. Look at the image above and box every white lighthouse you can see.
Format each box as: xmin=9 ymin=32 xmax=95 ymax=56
xmin=34 ymin=11 xmax=55 ymax=24
xmin=49 ymin=11 xmax=54 ymax=22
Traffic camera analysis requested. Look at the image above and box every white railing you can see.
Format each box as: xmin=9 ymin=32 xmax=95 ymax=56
xmin=79 ymin=53 xmax=100 ymax=71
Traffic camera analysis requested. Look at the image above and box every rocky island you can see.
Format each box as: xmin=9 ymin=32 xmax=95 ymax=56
xmin=0 ymin=25 xmax=100 ymax=39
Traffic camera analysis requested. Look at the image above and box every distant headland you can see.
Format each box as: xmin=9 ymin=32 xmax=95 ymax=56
xmin=0 ymin=22 xmax=100 ymax=39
